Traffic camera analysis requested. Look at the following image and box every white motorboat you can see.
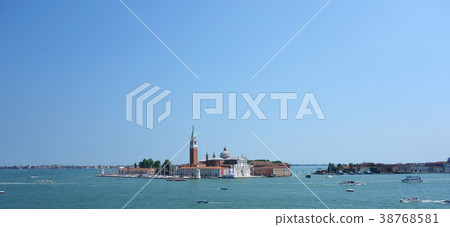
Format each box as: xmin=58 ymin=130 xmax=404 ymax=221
xmin=401 ymin=176 xmax=423 ymax=183
xmin=340 ymin=181 xmax=366 ymax=186
xmin=399 ymin=198 xmax=421 ymax=203
xmin=221 ymin=174 xmax=235 ymax=179
xmin=346 ymin=189 xmax=354 ymax=192
xmin=0 ymin=191 xmax=5 ymax=194
xmin=326 ymin=175 xmax=333 ymax=179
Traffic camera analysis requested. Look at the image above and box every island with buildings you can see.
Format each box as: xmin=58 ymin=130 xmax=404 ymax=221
xmin=314 ymin=157 xmax=450 ymax=175
xmin=102 ymin=126 xmax=292 ymax=179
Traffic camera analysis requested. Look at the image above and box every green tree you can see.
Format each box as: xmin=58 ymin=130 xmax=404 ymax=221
xmin=154 ymin=160 xmax=161 ymax=174
xmin=148 ymin=158 xmax=154 ymax=168
xmin=328 ymin=163 xmax=335 ymax=173
xmin=134 ymin=163 xmax=137 ymax=168
xmin=386 ymin=167 xmax=393 ymax=173
xmin=139 ymin=159 xmax=148 ymax=168
xmin=349 ymin=163 xmax=354 ymax=172
xmin=162 ymin=159 xmax=171 ymax=174
xmin=370 ymin=166 xmax=378 ymax=174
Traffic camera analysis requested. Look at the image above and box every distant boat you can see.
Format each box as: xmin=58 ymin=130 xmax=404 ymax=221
xmin=340 ymin=181 xmax=366 ymax=186
xmin=399 ymin=198 xmax=421 ymax=203
xmin=443 ymin=200 xmax=450 ymax=205
xmin=326 ymin=175 xmax=333 ymax=179
xmin=197 ymin=200 xmax=208 ymax=204
xmin=220 ymin=187 xmax=228 ymax=190
xmin=0 ymin=191 xmax=5 ymax=194
xmin=346 ymin=189 xmax=354 ymax=192
xmin=401 ymin=176 xmax=423 ymax=183
xmin=167 ymin=177 xmax=186 ymax=182
xmin=305 ymin=174 xmax=311 ymax=178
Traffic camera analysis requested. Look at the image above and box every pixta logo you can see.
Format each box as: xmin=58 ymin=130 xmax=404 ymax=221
xmin=126 ymin=82 xmax=172 ymax=130
xmin=193 ymin=92 xmax=325 ymax=120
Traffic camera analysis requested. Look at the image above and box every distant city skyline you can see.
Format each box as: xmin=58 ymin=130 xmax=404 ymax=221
xmin=1 ymin=0 xmax=450 ymax=166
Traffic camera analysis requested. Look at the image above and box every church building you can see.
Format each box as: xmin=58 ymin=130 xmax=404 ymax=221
xmin=169 ymin=126 xmax=251 ymax=178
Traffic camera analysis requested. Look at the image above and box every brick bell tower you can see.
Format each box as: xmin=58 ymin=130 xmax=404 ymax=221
xmin=189 ymin=126 xmax=198 ymax=166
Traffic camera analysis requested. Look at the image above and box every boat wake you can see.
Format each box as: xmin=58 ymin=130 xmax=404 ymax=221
xmin=421 ymin=200 xmax=448 ymax=204
xmin=0 ymin=182 xmax=36 ymax=185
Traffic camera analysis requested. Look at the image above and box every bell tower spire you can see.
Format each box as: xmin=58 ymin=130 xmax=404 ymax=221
xmin=189 ymin=126 xmax=198 ymax=166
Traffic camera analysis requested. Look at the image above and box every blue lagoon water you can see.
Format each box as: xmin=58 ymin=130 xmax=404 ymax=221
xmin=0 ymin=166 xmax=449 ymax=209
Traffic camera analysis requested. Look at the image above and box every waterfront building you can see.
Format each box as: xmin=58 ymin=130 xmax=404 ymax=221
xmin=273 ymin=166 xmax=291 ymax=176
xmin=395 ymin=164 xmax=411 ymax=173
xmin=411 ymin=164 xmax=428 ymax=173
xmin=444 ymin=157 xmax=450 ymax=173
xmin=250 ymin=161 xmax=291 ymax=177
xmin=118 ymin=167 xmax=155 ymax=175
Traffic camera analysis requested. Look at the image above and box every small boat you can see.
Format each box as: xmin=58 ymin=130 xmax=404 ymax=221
xmin=326 ymin=175 xmax=333 ymax=179
xmin=346 ymin=189 xmax=354 ymax=192
xmin=0 ymin=191 xmax=5 ymax=194
xmin=220 ymin=187 xmax=228 ymax=190
xmin=305 ymin=174 xmax=311 ymax=178
xmin=197 ymin=200 xmax=208 ymax=204
xmin=168 ymin=177 xmax=186 ymax=181
xmin=399 ymin=198 xmax=421 ymax=203
xmin=401 ymin=176 xmax=423 ymax=183
xmin=340 ymin=181 xmax=366 ymax=186
xmin=442 ymin=200 xmax=450 ymax=204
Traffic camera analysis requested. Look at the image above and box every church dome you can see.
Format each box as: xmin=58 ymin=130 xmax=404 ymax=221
xmin=220 ymin=146 xmax=230 ymax=159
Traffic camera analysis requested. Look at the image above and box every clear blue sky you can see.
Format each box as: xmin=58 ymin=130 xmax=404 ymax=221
xmin=1 ymin=0 xmax=449 ymax=166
